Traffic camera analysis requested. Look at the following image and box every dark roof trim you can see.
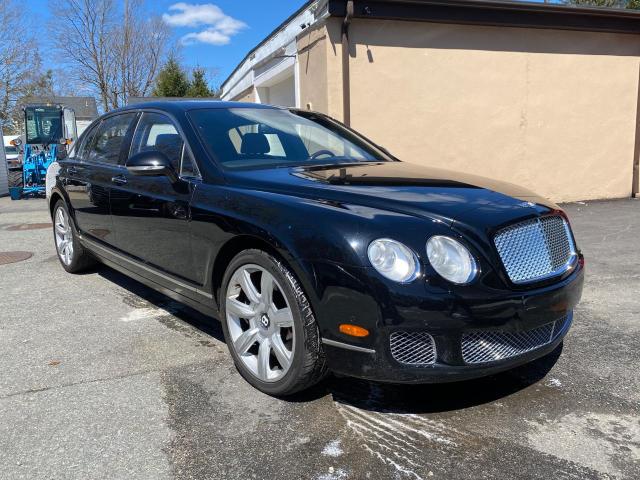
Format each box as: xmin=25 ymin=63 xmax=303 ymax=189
xmin=127 ymin=96 xmax=220 ymax=105
xmin=327 ymin=0 xmax=640 ymax=34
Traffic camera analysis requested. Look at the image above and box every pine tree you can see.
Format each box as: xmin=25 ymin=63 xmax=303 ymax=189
xmin=187 ymin=68 xmax=214 ymax=97
xmin=153 ymin=57 xmax=189 ymax=97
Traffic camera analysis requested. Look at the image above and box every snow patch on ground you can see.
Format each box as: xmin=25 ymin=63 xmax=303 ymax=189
xmin=322 ymin=439 xmax=344 ymax=457
xmin=315 ymin=467 xmax=348 ymax=480
xmin=120 ymin=307 xmax=168 ymax=322
xmin=546 ymin=378 xmax=562 ymax=388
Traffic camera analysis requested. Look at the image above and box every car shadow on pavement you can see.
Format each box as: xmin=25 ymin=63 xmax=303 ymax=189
xmin=292 ymin=346 xmax=562 ymax=414
xmin=97 ymin=265 xmax=225 ymax=342
xmin=95 ymin=264 xmax=561 ymax=413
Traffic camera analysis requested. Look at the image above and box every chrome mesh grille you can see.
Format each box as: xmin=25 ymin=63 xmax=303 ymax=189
xmin=494 ymin=215 xmax=576 ymax=284
xmin=461 ymin=313 xmax=571 ymax=365
xmin=390 ymin=331 xmax=436 ymax=366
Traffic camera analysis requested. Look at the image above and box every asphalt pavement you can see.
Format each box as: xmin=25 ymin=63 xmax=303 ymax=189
xmin=0 ymin=196 xmax=638 ymax=480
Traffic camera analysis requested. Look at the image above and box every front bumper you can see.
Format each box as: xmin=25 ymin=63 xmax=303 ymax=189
xmin=315 ymin=262 xmax=584 ymax=383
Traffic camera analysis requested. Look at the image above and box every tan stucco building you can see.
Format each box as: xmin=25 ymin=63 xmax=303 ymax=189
xmin=220 ymin=0 xmax=640 ymax=202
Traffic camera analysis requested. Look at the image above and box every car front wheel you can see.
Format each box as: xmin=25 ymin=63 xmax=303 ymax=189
xmin=221 ymin=249 xmax=327 ymax=396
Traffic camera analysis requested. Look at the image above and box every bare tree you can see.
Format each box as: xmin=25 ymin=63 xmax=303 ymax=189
xmin=114 ymin=0 xmax=172 ymax=104
xmin=51 ymin=0 xmax=171 ymax=111
xmin=0 ymin=0 xmax=43 ymax=133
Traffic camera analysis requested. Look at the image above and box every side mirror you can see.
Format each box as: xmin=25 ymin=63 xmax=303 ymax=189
xmin=10 ymin=138 xmax=22 ymax=147
xmin=126 ymin=151 xmax=178 ymax=183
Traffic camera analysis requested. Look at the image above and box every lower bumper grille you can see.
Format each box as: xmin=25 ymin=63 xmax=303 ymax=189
xmin=390 ymin=331 xmax=436 ymax=366
xmin=461 ymin=313 xmax=571 ymax=365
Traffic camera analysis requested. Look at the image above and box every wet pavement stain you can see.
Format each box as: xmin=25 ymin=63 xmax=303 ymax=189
xmin=327 ymin=376 xmax=621 ymax=480
xmin=118 ymin=287 xmax=224 ymax=348
xmin=5 ymin=223 xmax=52 ymax=231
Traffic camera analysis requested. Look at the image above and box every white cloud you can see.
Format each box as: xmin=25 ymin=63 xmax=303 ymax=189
xmin=163 ymin=2 xmax=247 ymax=46
xmin=181 ymin=28 xmax=231 ymax=46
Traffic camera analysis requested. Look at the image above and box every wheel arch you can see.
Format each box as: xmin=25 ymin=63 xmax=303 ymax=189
xmin=49 ymin=188 xmax=81 ymax=235
xmin=211 ymin=234 xmax=319 ymax=314
xmin=49 ymin=191 xmax=64 ymax=218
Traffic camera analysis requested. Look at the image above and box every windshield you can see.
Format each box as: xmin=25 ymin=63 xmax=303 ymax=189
xmin=188 ymin=108 xmax=392 ymax=169
xmin=25 ymin=106 xmax=63 ymax=145
xmin=4 ymin=145 xmax=18 ymax=154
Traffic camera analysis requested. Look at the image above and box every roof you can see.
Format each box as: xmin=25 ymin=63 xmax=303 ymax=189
xmin=127 ymin=96 xmax=220 ymax=105
xmin=20 ymin=96 xmax=98 ymax=120
xmin=327 ymin=0 xmax=640 ymax=33
xmin=221 ymin=0 xmax=640 ymax=91
xmin=112 ymin=100 xmax=277 ymax=115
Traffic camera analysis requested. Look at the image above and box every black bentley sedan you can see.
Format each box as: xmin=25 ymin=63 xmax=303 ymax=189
xmin=49 ymin=101 xmax=584 ymax=396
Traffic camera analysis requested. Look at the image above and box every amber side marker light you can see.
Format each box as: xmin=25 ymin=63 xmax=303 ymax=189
xmin=339 ymin=324 xmax=369 ymax=337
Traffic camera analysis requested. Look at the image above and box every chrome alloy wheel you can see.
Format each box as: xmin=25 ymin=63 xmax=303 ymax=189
xmin=54 ymin=206 xmax=74 ymax=266
xmin=225 ymin=264 xmax=295 ymax=382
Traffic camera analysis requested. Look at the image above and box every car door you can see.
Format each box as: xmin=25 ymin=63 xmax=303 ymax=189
xmin=109 ymin=111 xmax=199 ymax=282
xmin=63 ymin=113 xmax=137 ymax=245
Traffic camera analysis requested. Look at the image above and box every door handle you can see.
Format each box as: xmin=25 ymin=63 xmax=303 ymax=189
xmin=111 ymin=175 xmax=127 ymax=186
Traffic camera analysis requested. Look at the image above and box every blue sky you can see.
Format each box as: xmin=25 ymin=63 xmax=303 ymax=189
xmin=27 ymin=0 xmax=307 ymax=86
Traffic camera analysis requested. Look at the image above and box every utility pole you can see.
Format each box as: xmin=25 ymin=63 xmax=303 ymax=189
xmin=122 ymin=0 xmax=130 ymax=108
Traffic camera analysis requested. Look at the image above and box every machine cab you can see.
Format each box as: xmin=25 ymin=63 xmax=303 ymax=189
xmin=23 ymin=104 xmax=77 ymax=151
xmin=9 ymin=104 xmax=78 ymax=199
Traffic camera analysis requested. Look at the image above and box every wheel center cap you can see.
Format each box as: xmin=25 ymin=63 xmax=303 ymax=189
xmin=260 ymin=314 xmax=270 ymax=329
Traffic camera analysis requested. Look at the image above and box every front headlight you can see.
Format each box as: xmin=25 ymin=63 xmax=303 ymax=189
xmin=367 ymin=238 xmax=419 ymax=283
xmin=426 ymin=236 xmax=478 ymax=284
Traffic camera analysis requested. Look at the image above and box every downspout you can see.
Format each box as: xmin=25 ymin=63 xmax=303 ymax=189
xmin=342 ymin=0 xmax=354 ymax=126
xmin=633 ymin=63 xmax=640 ymax=198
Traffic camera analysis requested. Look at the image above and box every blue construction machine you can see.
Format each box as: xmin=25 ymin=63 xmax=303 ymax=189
xmin=8 ymin=103 xmax=77 ymax=200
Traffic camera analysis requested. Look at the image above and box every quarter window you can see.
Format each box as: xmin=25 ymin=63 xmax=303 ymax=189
xmin=180 ymin=147 xmax=199 ymax=177
xmin=87 ymin=113 xmax=136 ymax=165
xmin=130 ymin=112 xmax=184 ymax=171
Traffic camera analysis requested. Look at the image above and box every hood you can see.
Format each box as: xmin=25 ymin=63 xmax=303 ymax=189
xmin=225 ymin=161 xmax=558 ymax=225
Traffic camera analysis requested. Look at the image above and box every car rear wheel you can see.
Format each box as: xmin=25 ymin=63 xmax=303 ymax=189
xmin=53 ymin=200 xmax=95 ymax=273
xmin=221 ymin=249 xmax=327 ymax=396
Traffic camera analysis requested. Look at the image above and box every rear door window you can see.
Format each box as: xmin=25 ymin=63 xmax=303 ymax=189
xmin=73 ymin=123 xmax=99 ymax=160
xmin=87 ymin=113 xmax=136 ymax=165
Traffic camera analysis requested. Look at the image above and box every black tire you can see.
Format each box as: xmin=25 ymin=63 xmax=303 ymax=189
xmin=52 ymin=200 xmax=96 ymax=273
xmin=8 ymin=169 xmax=23 ymax=187
xmin=220 ymin=249 xmax=327 ymax=396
